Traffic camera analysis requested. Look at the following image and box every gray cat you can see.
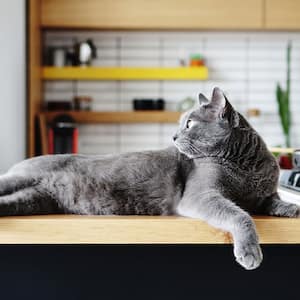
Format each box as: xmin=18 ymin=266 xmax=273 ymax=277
xmin=0 ymin=87 xmax=299 ymax=270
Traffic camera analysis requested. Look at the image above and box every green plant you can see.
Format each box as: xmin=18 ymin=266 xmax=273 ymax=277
xmin=276 ymin=42 xmax=292 ymax=148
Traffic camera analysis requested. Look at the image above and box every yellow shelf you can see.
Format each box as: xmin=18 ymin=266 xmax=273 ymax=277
xmin=42 ymin=66 xmax=208 ymax=80
xmin=0 ymin=216 xmax=299 ymax=244
xmin=42 ymin=111 xmax=182 ymax=124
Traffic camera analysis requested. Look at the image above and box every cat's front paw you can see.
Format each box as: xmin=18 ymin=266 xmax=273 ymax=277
xmin=234 ymin=240 xmax=263 ymax=270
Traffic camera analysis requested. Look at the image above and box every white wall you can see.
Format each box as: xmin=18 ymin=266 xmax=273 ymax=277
xmin=0 ymin=1 xmax=26 ymax=173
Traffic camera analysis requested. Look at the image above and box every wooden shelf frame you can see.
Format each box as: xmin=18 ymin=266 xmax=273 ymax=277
xmin=42 ymin=67 xmax=209 ymax=81
xmin=42 ymin=111 xmax=182 ymax=124
xmin=268 ymin=147 xmax=294 ymax=154
xmin=0 ymin=215 xmax=299 ymax=244
xmin=41 ymin=0 xmax=264 ymax=30
xmin=28 ymin=0 xmax=43 ymax=157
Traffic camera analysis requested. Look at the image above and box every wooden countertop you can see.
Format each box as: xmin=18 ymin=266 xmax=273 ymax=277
xmin=0 ymin=216 xmax=298 ymax=244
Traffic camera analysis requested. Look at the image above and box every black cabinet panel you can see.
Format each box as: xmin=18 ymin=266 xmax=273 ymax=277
xmin=0 ymin=245 xmax=298 ymax=299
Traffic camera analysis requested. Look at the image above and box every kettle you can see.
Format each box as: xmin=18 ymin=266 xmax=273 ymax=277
xmin=73 ymin=39 xmax=97 ymax=66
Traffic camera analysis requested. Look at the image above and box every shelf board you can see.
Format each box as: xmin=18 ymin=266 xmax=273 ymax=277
xmin=269 ymin=147 xmax=294 ymax=154
xmin=0 ymin=216 xmax=298 ymax=244
xmin=42 ymin=111 xmax=181 ymax=124
xmin=42 ymin=67 xmax=208 ymax=81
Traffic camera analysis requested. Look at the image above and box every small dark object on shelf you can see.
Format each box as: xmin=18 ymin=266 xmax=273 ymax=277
xmin=73 ymin=96 xmax=93 ymax=111
xmin=133 ymin=98 xmax=165 ymax=111
xmin=279 ymin=154 xmax=293 ymax=169
xmin=73 ymin=39 xmax=97 ymax=66
xmin=44 ymin=46 xmax=67 ymax=66
xmin=47 ymin=39 xmax=97 ymax=66
xmin=46 ymin=101 xmax=73 ymax=111
xmin=48 ymin=114 xmax=78 ymax=154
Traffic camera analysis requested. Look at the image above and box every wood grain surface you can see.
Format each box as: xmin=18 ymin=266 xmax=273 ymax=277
xmin=0 ymin=216 xmax=298 ymax=244
xmin=41 ymin=0 xmax=264 ymax=30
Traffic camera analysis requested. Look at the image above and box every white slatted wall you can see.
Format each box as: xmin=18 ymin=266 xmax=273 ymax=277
xmin=44 ymin=31 xmax=300 ymax=154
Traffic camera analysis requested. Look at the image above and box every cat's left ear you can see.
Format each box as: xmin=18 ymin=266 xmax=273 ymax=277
xmin=198 ymin=93 xmax=209 ymax=106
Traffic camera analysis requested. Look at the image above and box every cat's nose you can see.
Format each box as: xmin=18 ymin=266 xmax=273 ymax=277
xmin=173 ymin=135 xmax=178 ymax=141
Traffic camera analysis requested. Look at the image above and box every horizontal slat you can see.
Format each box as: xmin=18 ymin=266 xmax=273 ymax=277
xmin=42 ymin=67 xmax=208 ymax=80
xmin=0 ymin=216 xmax=298 ymax=244
xmin=42 ymin=111 xmax=181 ymax=123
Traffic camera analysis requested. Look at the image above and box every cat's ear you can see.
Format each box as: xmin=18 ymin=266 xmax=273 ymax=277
xmin=202 ymin=87 xmax=226 ymax=120
xmin=213 ymin=88 xmax=240 ymax=128
xmin=211 ymin=87 xmax=226 ymax=110
xmin=208 ymin=87 xmax=239 ymax=127
xmin=223 ymin=101 xmax=239 ymax=128
xmin=198 ymin=93 xmax=209 ymax=106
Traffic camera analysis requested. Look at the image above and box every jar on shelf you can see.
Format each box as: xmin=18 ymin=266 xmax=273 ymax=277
xmin=73 ymin=96 xmax=93 ymax=111
xmin=189 ymin=54 xmax=205 ymax=67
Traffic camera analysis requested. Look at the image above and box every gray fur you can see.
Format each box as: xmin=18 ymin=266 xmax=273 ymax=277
xmin=0 ymin=87 xmax=299 ymax=270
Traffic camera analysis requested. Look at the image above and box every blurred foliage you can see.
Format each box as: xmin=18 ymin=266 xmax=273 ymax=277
xmin=276 ymin=42 xmax=291 ymax=148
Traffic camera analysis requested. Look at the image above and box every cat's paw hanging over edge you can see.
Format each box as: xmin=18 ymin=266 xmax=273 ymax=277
xmin=234 ymin=241 xmax=263 ymax=270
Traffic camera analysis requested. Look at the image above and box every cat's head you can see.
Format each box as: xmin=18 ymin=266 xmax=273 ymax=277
xmin=173 ymin=87 xmax=240 ymax=158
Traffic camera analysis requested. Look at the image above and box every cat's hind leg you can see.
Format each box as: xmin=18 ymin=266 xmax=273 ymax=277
xmin=0 ymin=187 xmax=61 ymax=216
xmin=0 ymin=174 xmax=36 ymax=196
xmin=262 ymin=193 xmax=299 ymax=218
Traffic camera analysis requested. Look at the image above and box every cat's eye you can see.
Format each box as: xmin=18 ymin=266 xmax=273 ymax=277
xmin=186 ymin=119 xmax=194 ymax=129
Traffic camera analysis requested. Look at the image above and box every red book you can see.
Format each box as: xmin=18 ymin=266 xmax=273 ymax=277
xmin=48 ymin=128 xmax=54 ymax=154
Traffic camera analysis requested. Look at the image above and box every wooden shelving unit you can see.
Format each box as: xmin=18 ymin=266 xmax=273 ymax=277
xmin=0 ymin=215 xmax=299 ymax=244
xmin=42 ymin=111 xmax=181 ymax=124
xmin=42 ymin=66 xmax=208 ymax=81
xmin=38 ymin=66 xmax=207 ymax=156
xmin=28 ymin=2 xmax=209 ymax=156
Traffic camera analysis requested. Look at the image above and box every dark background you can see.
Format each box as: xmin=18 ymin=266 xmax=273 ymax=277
xmin=0 ymin=245 xmax=298 ymax=299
